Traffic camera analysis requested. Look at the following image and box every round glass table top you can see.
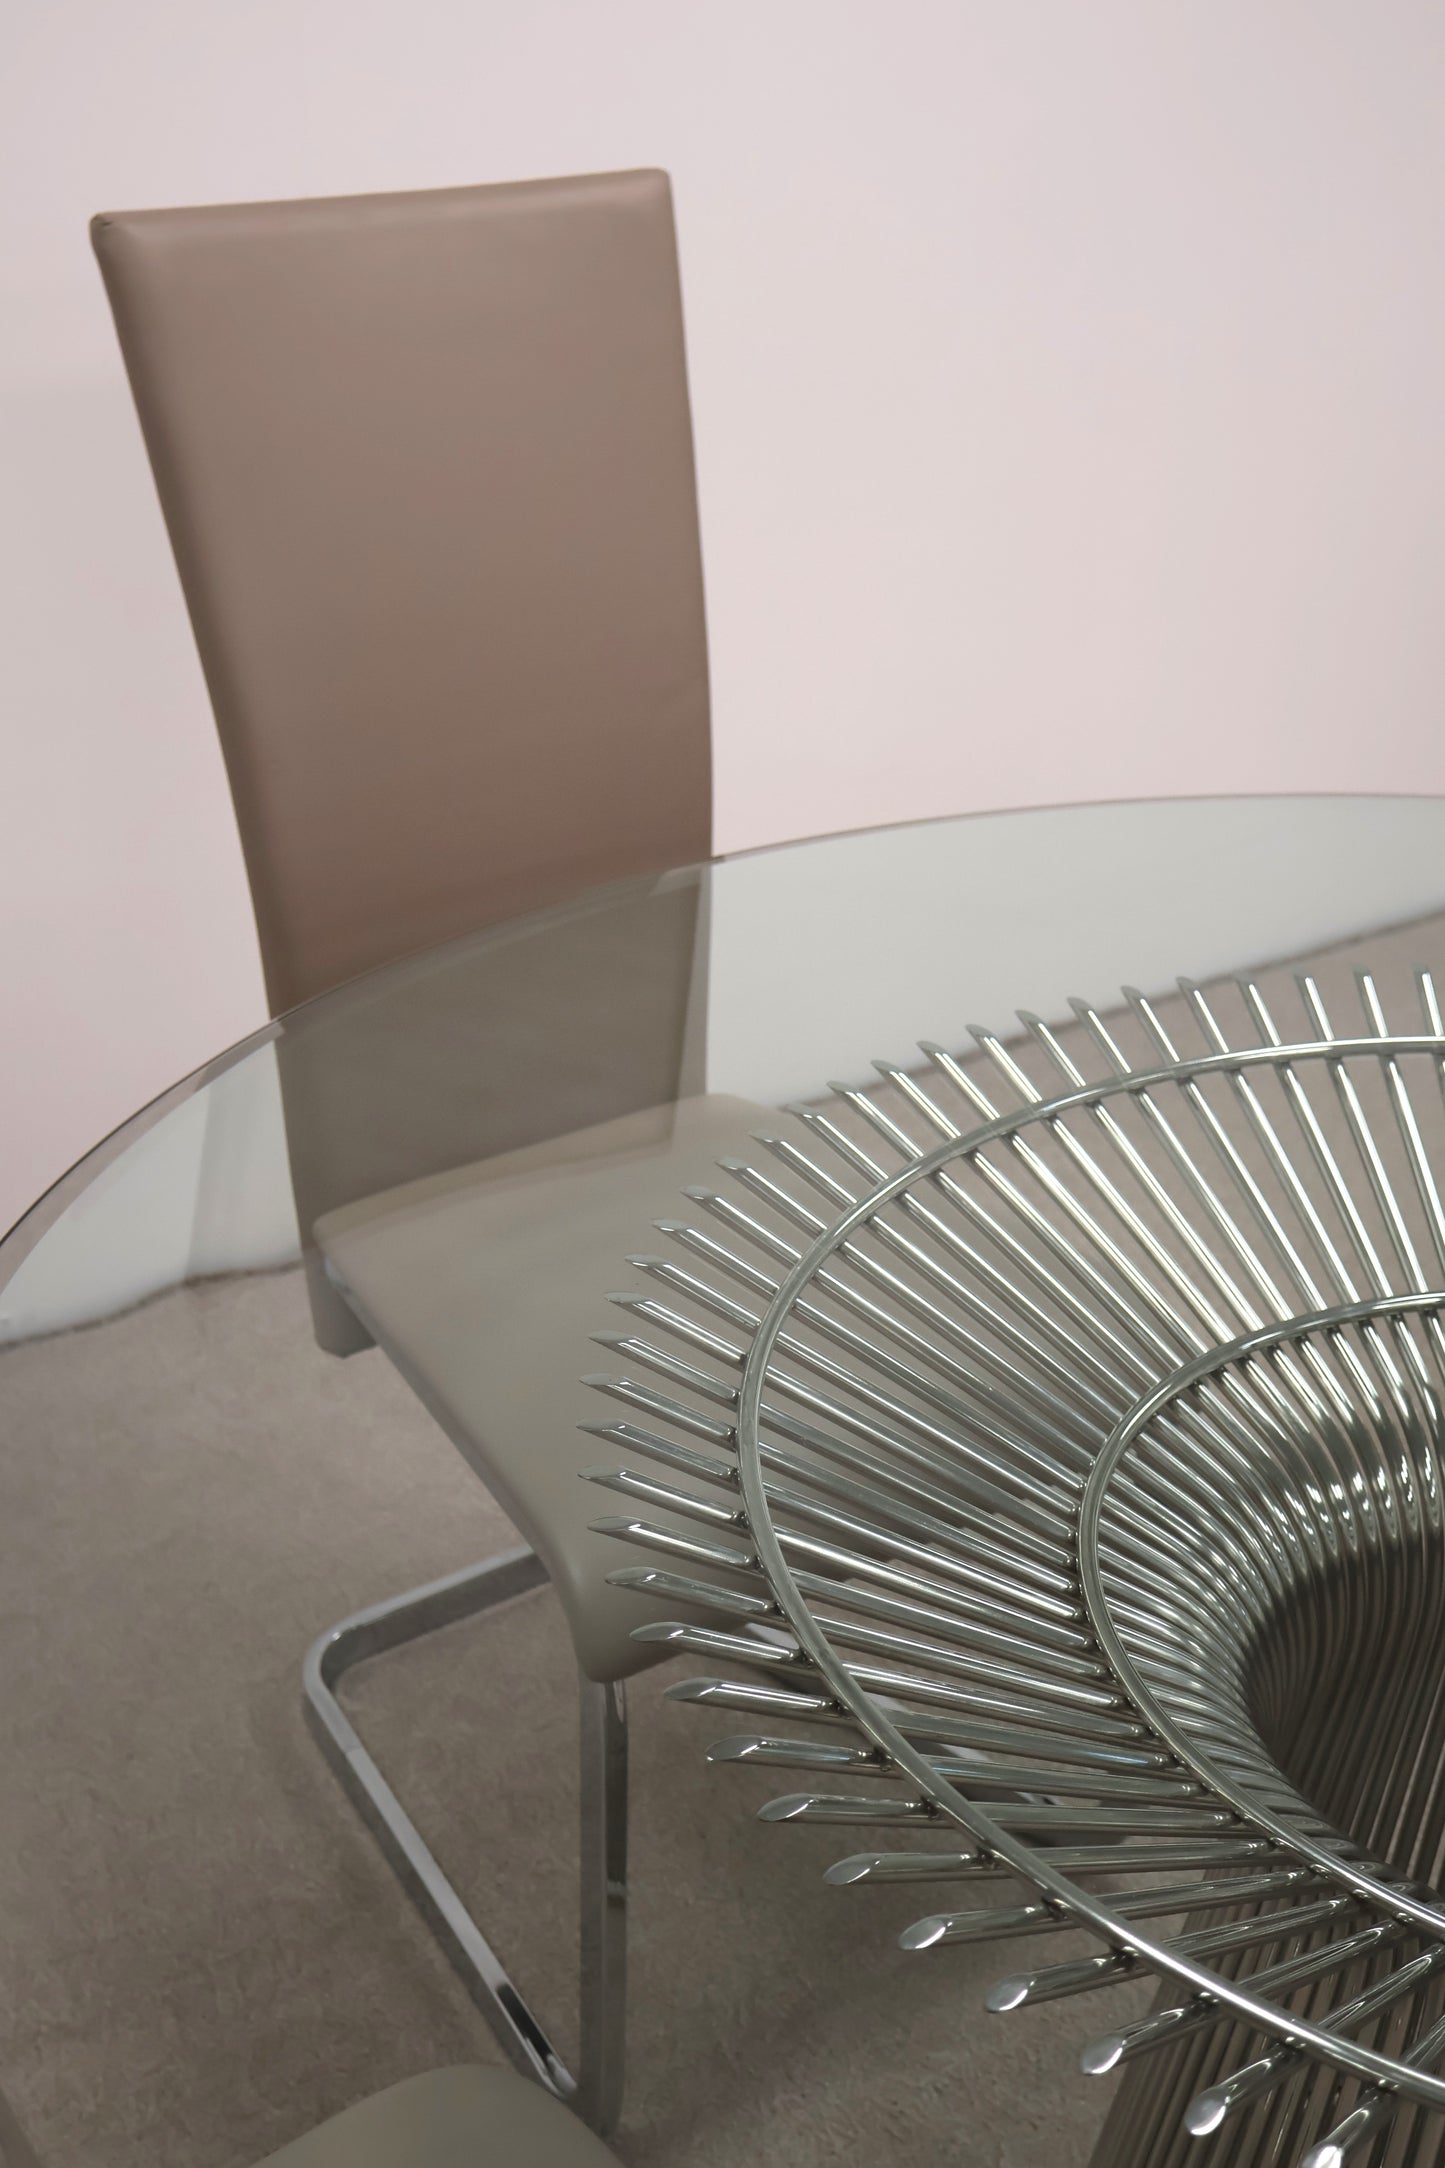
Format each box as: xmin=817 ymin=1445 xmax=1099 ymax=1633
xmin=11 ymin=795 xmax=1445 ymax=1331
xmin=8 ymin=793 xmax=1445 ymax=2168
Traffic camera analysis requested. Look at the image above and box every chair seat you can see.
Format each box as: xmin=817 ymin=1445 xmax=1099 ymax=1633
xmin=315 ymin=1092 xmax=775 ymax=1682
xmin=256 ymin=2066 xmax=621 ymax=2166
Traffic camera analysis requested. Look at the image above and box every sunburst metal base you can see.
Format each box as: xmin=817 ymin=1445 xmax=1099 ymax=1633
xmin=587 ymin=970 xmax=1445 ymax=2167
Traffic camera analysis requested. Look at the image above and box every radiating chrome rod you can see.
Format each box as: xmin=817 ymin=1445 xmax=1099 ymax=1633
xmin=1299 ymin=2004 xmax=1445 ymax=2166
xmin=831 ymin=1839 xmax=1278 ymax=1889
xmin=1080 ymin=1921 xmax=1411 ymax=2074
xmin=988 ymin=1895 xmax=1357 ymax=2010
xmin=903 ymin=1869 xmax=1317 ymax=1951
xmin=1185 ymin=1944 xmax=1445 ymax=2136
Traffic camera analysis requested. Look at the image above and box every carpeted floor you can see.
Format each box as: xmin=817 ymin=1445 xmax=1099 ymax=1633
xmin=0 ymin=1265 xmax=1150 ymax=2167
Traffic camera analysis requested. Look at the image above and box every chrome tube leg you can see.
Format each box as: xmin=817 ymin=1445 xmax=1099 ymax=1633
xmin=577 ymin=1675 xmax=628 ymax=2138
xmin=302 ymin=1547 xmax=576 ymax=2100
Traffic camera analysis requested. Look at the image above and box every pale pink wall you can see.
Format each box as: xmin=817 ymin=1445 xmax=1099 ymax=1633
xmin=4 ymin=0 xmax=1445 ymax=1232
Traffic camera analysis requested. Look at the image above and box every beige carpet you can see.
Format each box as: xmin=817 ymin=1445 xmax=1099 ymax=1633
xmin=0 ymin=1265 xmax=1150 ymax=2167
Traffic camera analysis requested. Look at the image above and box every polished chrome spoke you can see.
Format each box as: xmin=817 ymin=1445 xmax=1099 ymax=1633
xmin=593 ymin=977 xmax=1445 ymax=2165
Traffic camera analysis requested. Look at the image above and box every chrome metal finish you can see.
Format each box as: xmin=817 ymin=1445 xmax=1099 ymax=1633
xmin=590 ymin=973 xmax=1445 ymax=2163
xmin=303 ymin=1546 xmax=628 ymax=2135
xmin=578 ymin=1676 xmax=628 ymax=2135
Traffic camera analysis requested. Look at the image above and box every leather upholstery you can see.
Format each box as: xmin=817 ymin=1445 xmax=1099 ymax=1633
xmin=92 ymin=171 xmax=711 ymax=1015
xmin=276 ymin=864 xmax=708 ymax=1353
xmin=93 ymin=172 xmax=735 ymax=1677
xmin=317 ymin=1092 xmax=773 ymax=1683
xmin=256 ymin=2066 xmax=621 ymax=2166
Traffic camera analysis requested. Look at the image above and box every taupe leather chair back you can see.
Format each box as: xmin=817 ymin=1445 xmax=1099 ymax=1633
xmin=91 ymin=178 xmax=728 ymax=2131
xmin=92 ymin=170 xmax=711 ymax=1014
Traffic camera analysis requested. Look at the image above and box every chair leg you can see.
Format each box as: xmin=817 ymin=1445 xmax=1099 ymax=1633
xmin=302 ymin=1548 xmax=576 ymax=2101
xmin=577 ymin=1676 xmax=628 ymax=2137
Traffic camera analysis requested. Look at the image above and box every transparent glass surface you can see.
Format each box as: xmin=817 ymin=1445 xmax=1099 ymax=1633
xmin=6 ymin=796 xmax=1445 ymax=2166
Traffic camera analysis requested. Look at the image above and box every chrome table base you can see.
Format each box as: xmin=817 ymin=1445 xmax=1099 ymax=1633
xmin=590 ymin=971 xmax=1445 ymax=2166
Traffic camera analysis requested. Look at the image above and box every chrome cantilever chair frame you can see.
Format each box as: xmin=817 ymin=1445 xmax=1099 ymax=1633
xmin=298 ymin=1196 xmax=648 ymax=2137
xmin=303 ymin=1548 xmax=627 ymax=2133
xmin=294 ymin=1088 xmax=772 ymax=2136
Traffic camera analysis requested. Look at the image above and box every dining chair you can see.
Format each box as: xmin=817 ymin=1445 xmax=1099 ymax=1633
xmin=92 ymin=170 xmax=772 ymax=2135
xmin=256 ymin=2065 xmax=622 ymax=2166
